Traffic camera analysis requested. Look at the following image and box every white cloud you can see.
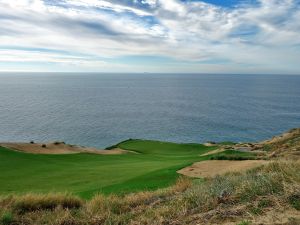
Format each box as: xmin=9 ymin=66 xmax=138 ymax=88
xmin=0 ymin=0 xmax=299 ymax=73
xmin=141 ymin=0 xmax=157 ymax=8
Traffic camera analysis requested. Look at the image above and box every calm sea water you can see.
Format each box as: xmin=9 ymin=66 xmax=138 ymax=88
xmin=0 ymin=73 xmax=299 ymax=148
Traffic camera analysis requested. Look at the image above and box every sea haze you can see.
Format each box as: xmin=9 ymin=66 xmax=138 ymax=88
xmin=0 ymin=73 xmax=299 ymax=148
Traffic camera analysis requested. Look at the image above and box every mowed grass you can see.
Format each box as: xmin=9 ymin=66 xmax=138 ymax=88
xmin=1 ymin=160 xmax=299 ymax=225
xmin=0 ymin=140 xmax=215 ymax=198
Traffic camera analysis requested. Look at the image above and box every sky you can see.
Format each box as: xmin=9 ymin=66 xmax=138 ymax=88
xmin=0 ymin=0 xmax=300 ymax=74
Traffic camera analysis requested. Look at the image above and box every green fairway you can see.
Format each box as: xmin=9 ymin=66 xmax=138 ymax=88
xmin=0 ymin=140 xmax=216 ymax=198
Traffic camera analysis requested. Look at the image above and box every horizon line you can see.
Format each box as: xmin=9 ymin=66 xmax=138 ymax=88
xmin=0 ymin=72 xmax=300 ymax=76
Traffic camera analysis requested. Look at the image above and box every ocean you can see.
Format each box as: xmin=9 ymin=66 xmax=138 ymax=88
xmin=0 ymin=73 xmax=299 ymax=148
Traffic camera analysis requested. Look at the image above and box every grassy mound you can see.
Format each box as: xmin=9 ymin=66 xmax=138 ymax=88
xmin=0 ymin=140 xmax=215 ymax=198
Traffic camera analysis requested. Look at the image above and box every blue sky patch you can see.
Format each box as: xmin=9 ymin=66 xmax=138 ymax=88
xmin=190 ymin=0 xmax=259 ymax=8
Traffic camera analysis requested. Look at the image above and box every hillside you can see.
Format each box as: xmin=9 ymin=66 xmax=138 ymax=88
xmin=0 ymin=129 xmax=300 ymax=224
xmin=0 ymin=140 xmax=217 ymax=198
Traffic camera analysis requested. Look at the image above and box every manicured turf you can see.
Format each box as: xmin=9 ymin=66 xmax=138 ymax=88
xmin=0 ymin=140 xmax=216 ymax=198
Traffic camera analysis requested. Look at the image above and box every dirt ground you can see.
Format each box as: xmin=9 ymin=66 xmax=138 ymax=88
xmin=0 ymin=142 xmax=130 ymax=155
xmin=177 ymin=160 xmax=269 ymax=178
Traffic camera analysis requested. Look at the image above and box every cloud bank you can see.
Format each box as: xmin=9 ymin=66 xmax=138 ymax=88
xmin=0 ymin=0 xmax=299 ymax=73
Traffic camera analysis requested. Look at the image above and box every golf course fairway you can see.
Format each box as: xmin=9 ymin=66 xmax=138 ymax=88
xmin=0 ymin=140 xmax=218 ymax=198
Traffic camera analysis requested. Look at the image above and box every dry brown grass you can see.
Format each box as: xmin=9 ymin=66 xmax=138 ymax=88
xmin=0 ymin=193 xmax=83 ymax=214
xmin=260 ymin=128 xmax=300 ymax=159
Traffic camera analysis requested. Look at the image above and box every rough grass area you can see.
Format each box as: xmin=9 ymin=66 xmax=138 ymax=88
xmin=0 ymin=140 xmax=215 ymax=198
xmin=11 ymin=194 xmax=83 ymax=213
xmin=208 ymin=150 xmax=258 ymax=160
xmin=1 ymin=160 xmax=299 ymax=225
xmin=262 ymin=128 xmax=300 ymax=159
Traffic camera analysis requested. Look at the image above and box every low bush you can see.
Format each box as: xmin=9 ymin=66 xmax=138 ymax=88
xmin=53 ymin=141 xmax=65 ymax=145
xmin=12 ymin=193 xmax=83 ymax=213
xmin=208 ymin=150 xmax=258 ymax=161
xmin=209 ymin=154 xmax=257 ymax=160
xmin=288 ymin=193 xmax=300 ymax=210
xmin=0 ymin=212 xmax=13 ymax=225
xmin=236 ymin=220 xmax=251 ymax=225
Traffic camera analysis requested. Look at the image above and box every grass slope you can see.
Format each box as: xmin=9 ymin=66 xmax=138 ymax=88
xmin=1 ymin=160 xmax=299 ymax=225
xmin=0 ymin=140 xmax=215 ymax=198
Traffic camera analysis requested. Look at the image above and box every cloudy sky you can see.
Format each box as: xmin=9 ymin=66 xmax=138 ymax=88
xmin=0 ymin=0 xmax=300 ymax=73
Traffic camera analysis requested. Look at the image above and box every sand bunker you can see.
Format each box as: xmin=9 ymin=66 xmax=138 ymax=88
xmin=200 ymin=149 xmax=226 ymax=157
xmin=177 ymin=160 xmax=269 ymax=178
xmin=0 ymin=142 xmax=130 ymax=155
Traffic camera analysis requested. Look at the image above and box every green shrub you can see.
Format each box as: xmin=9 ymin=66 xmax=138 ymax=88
xmin=1 ymin=212 xmax=13 ymax=225
xmin=288 ymin=194 xmax=300 ymax=210
xmin=218 ymin=141 xmax=236 ymax=145
xmin=248 ymin=205 xmax=262 ymax=215
xmin=209 ymin=154 xmax=256 ymax=160
xmin=258 ymin=199 xmax=273 ymax=208
xmin=208 ymin=150 xmax=257 ymax=161
xmin=236 ymin=220 xmax=251 ymax=225
xmin=262 ymin=144 xmax=272 ymax=151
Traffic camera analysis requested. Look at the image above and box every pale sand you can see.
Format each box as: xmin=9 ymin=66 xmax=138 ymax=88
xmin=200 ymin=148 xmax=226 ymax=156
xmin=0 ymin=142 xmax=131 ymax=155
xmin=177 ymin=160 xmax=269 ymax=178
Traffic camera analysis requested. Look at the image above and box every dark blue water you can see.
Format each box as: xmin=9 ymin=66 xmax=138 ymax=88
xmin=0 ymin=73 xmax=299 ymax=148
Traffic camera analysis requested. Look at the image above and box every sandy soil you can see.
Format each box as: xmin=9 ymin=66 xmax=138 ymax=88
xmin=177 ymin=160 xmax=269 ymax=178
xmin=0 ymin=142 xmax=131 ymax=155
xmin=203 ymin=142 xmax=217 ymax=147
xmin=200 ymin=149 xmax=225 ymax=156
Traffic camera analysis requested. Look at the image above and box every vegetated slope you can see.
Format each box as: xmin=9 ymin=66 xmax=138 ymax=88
xmin=1 ymin=158 xmax=299 ymax=224
xmin=1 ymin=129 xmax=300 ymax=224
xmin=0 ymin=140 xmax=215 ymax=198
xmin=260 ymin=128 xmax=300 ymax=159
